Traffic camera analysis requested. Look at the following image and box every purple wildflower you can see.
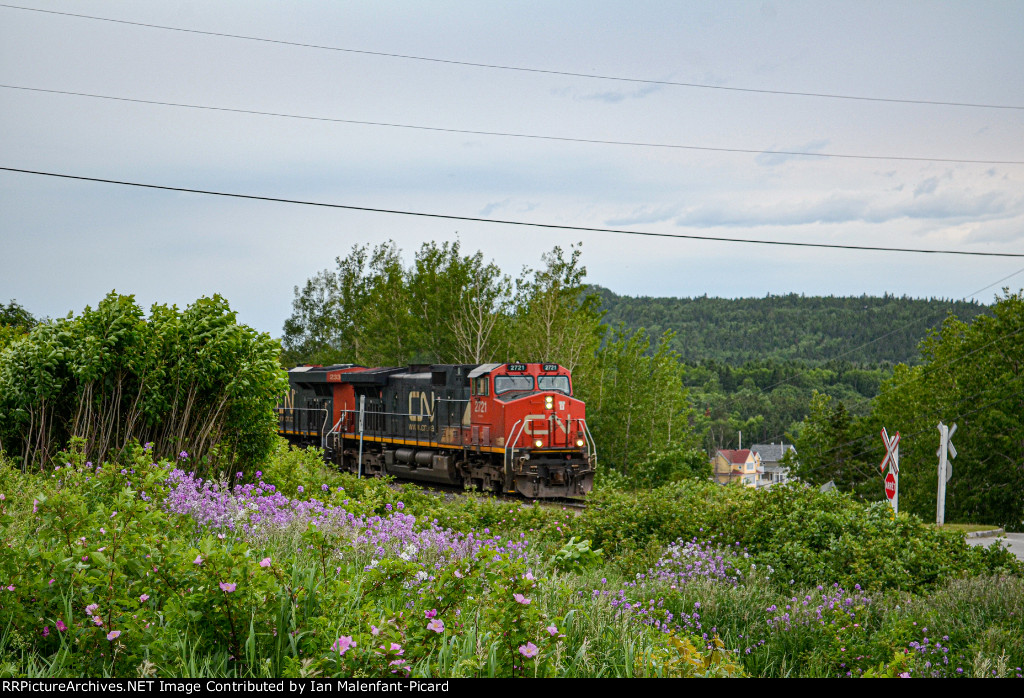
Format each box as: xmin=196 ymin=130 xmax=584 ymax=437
xmin=519 ymin=642 xmax=539 ymax=658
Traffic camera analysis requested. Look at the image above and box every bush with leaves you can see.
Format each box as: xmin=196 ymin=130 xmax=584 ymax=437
xmin=0 ymin=292 xmax=287 ymax=475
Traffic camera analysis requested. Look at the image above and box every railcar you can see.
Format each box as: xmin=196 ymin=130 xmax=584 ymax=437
xmin=277 ymin=362 xmax=595 ymax=498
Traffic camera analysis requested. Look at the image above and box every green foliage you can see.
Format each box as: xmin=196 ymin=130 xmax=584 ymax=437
xmin=0 ymin=441 xmax=1021 ymax=678
xmin=282 ymin=240 xmax=516 ymax=367
xmin=587 ymin=326 xmax=697 ymax=475
xmin=575 ymin=479 xmax=1020 ymax=592
xmin=634 ymin=633 xmax=745 ymax=678
xmin=788 ymin=390 xmax=867 ymax=488
xmin=550 ymin=537 xmax=603 ymax=572
xmin=595 ymin=287 xmax=988 ymax=365
xmin=630 ymin=445 xmax=711 ymax=488
xmin=0 ymin=292 xmax=287 ymax=474
xmin=0 ymin=299 xmax=37 ymax=351
xmin=859 ymin=290 xmax=1024 ymax=530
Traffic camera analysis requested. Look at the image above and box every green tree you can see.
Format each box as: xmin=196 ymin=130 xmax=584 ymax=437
xmin=0 ymin=299 xmax=38 ymax=350
xmin=789 ymin=391 xmax=867 ymax=489
xmin=869 ymin=291 xmax=1024 ymax=529
xmin=0 ymin=292 xmax=287 ymax=474
xmin=588 ymin=326 xmax=696 ymax=477
xmin=508 ymin=244 xmax=604 ymax=386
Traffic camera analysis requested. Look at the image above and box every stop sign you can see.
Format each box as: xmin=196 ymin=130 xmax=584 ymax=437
xmin=884 ymin=471 xmax=897 ymax=500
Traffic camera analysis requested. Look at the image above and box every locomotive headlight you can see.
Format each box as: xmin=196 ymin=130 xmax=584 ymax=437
xmin=534 ymin=439 xmax=543 ymax=448
xmin=576 ymin=438 xmax=585 ymax=447
xmin=544 ymin=396 xmax=553 ymax=409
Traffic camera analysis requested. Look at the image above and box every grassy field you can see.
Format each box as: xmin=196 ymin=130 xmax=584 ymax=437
xmin=0 ymin=439 xmax=1021 ymax=679
xmin=932 ymin=524 xmax=1003 ymax=534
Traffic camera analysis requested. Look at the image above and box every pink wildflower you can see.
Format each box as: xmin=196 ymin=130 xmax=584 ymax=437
xmin=371 ymin=625 xmax=381 ymax=636
xmin=259 ymin=558 xmax=271 ymax=568
xmin=42 ymin=626 xmax=50 ymax=637
xmin=425 ymin=609 xmax=438 ymax=619
xmin=85 ymin=603 xmax=99 ymax=615
xmin=519 ymin=642 xmax=539 ymax=658
xmin=193 ymin=555 xmax=203 ymax=565
xmin=332 ymin=636 xmax=356 ymax=655
xmin=93 ymin=616 xmax=103 ymax=626
xmin=106 ymin=630 xmax=121 ymax=641
xmin=219 ymin=582 xmax=236 ymax=593
xmin=513 ymin=593 xmax=531 ymax=605
xmin=427 ymin=619 xmax=444 ymax=633
xmin=547 ymin=625 xmax=558 ymax=636
xmin=56 ymin=620 xmax=67 ymax=632
xmin=140 ymin=594 xmax=150 ymax=603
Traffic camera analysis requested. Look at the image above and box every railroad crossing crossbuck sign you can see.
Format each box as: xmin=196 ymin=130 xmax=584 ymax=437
xmin=880 ymin=427 xmax=900 ymax=513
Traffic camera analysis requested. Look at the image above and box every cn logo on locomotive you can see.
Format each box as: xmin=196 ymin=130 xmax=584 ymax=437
xmin=522 ymin=414 xmax=571 ymax=435
xmin=408 ymin=390 xmax=435 ymax=422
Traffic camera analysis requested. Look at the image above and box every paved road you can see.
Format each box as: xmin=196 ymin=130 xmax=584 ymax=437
xmin=965 ymin=532 xmax=1024 ymax=561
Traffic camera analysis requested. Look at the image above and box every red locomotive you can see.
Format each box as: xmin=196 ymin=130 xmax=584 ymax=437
xmin=277 ymin=362 xmax=595 ymax=498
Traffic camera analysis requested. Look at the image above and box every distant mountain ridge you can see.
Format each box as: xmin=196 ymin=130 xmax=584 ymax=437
xmin=592 ymin=287 xmax=989 ymax=365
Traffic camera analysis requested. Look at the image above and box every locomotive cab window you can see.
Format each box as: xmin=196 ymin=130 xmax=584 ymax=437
xmin=494 ymin=375 xmax=534 ymax=395
xmin=472 ymin=377 xmax=489 ymax=396
xmin=537 ymin=375 xmax=571 ymax=395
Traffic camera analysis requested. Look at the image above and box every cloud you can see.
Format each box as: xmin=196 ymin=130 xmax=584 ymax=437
xmin=479 ymin=199 xmax=539 ymax=217
xmin=605 ymin=204 xmax=682 ymax=226
xmin=755 ymin=139 xmax=831 ymax=167
xmin=672 ymin=188 xmax=1021 ymax=228
xmin=552 ymin=84 xmax=664 ymax=104
xmin=913 ymin=177 xmax=940 ymax=197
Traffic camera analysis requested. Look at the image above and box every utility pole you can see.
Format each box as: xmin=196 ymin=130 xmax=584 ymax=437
xmin=936 ymin=421 xmax=957 ymax=525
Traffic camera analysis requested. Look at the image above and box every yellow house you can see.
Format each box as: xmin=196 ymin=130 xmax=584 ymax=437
xmin=711 ymin=449 xmax=762 ymax=487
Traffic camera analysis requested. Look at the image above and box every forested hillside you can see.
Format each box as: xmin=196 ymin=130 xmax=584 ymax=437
xmin=594 ymin=288 xmax=989 ymax=365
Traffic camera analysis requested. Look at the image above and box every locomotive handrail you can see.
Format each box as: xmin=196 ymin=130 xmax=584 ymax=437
xmin=323 ymin=415 xmax=346 ymax=450
xmin=278 ymin=406 xmax=330 ymax=441
xmin=504 ymin=418 xmax=524 ymax=475
xmin=580 ymin=418 xmax=597 ymax=465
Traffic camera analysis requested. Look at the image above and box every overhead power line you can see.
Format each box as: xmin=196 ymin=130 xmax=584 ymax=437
xmin=3 ymin=166 xmax=1024 ymax=258
xmin=4 ymin=84 xmax=1023 ymax=166
xmin=2 ymin=3 xmax=1022 ymax=111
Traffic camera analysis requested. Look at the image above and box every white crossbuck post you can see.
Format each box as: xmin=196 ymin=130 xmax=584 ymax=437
xmin=936 ymin=422 xmax=957 ymax=525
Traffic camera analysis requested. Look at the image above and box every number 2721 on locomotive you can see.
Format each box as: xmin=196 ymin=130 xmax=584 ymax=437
xmin=277 ymin=362 xmax=596 ymax=499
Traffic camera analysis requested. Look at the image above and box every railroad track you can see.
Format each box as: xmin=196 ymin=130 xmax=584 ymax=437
xmin=387 ymin=477 xmax=587 ymax=509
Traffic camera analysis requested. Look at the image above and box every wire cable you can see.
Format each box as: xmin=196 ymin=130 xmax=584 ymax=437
xmin=2 ymin=3 xmax=1022 ymax=111
xmin=3 ymin=166 xmax=1024 ymax=258
xmin=5 ymin=84 xmax=1023 ymax=166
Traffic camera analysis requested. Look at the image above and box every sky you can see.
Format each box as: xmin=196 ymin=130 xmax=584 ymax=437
xmin=2 ymin=1 xmax=1023 ymax=336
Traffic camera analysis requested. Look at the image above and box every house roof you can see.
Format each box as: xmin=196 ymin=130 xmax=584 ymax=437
xmin=751 ymin=443 xmax=796 ymax=462
xmin=717 ymin=449 xmax=752 ymax=464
